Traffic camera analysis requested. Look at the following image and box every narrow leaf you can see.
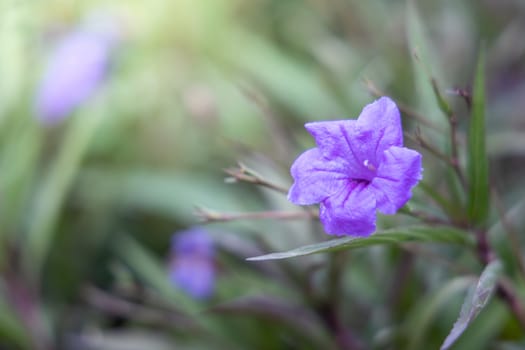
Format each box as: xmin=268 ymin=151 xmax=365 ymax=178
xmin=406 ymin=277 xmax=474 ymax=350
xmin=406 ymin=0 xmax=447 ymax=134
xmin=114 ymin=235 xmax=241 ymax=349
xmin=0 ymin=296 xmax=30 ymax=349
xmin=113 ymin=234 xmax=200 ymax=313
xmin=418 ymin=181 xmax=458 ymax=220
xmin=25 ymin=103 xmax=106 ymax=275
xmin=467 ymin=51 xmax=489 ymax=226
xmin=248 ymin=226 xmax=472 ymax=261
xmin=440 ymin=260 xmax=502 ymax=350
xmin=211 ymin=296 xmax=336 ymax=349
xmin=450 ymin=302 xmax=507 ymax=350
xmin=431 ymin=78 xmax=453 ymax=118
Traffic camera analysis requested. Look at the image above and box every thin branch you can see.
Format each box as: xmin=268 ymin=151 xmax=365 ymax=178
xmin=496 ymin=278 xmax=525 ymax=330
xmin=83 ymin=286 xmax=196 ymax=329
xmin=430 ymin=78 xmax=467 ymax=190
xmin=195 ymin=207 xmax=319 ymax=223
xmin=405 ymin=130 xmax=455 ymax=167
xmin=410 ymin=127 xmax=467 ymax=192
xmin=491 ymin=188 xmax=525 ymax=280
xmin=448 ymin=117 xmax=467 ymax=190
xmin=224 ymin=162 xmax=289 ymax=195
xmin=398 ymin=206 xmax=450 ymax=225
xmin=239 ymin=87 xmax=296 ymax=163
xmin=446 ymin=87 xmax=472 ymax=111
xmin=364 ymin=79 xmax=445 ymax=132
xmin=411 ymin=53 xmax=467 ymax=191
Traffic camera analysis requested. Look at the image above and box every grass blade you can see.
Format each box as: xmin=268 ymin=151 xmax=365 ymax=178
xmin=25 ymin=105 xmax=106 ymax=277
xmin=248 ymin=226 xmax=472 ymax=261
xmin=467 ymin=51 xmax=489 ymax=227
xmin=440 ymin=260 xmax=502 ymax=350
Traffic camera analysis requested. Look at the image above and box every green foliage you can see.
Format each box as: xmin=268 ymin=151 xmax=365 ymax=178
xmin=0 ymin=1 xmax=523 ymax=349
xmin=467 ymin=52 xmax=490 ymax=227
xmin=441 ymin=260 xmax=503 ymax=349
xmin=248 ymin=226 xmax=473 ymax=261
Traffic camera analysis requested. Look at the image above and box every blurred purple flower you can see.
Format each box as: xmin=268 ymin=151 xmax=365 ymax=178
xmin=288 ymin=97 xmax=423 ymax=237
xmin=169 ymin=228 xmax=215 ymax=300
xmin=35 ymin=25 xmax=116 ymax=125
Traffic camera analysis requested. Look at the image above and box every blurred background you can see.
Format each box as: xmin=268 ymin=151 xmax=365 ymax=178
xmin=1 ymin=0 xmax=525 ymax=349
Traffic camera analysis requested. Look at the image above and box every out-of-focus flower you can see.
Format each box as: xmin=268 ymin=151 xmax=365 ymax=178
xmin=35 ymin=19 xmax=118 ymax=125
xmin=169 ymin=228 xmax=215 ymax=300
xmin=288 ymin=97 xmax=423 ymax=237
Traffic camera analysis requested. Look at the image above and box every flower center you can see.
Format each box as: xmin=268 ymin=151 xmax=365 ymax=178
xmin=363 ymin=159 xmax=376 ymax=172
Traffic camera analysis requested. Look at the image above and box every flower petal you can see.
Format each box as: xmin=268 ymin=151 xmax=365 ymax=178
xmin=357 ymin=97 xmax=403 ymax=162
xmin=305 ymin=120 xmax=375 ymax=180
xmin=370 ymin=146 xmax=423 ymax=214
xmin=170 ymin=257 xmax=215 ymax=300
xmin=172 ymin=228 xmax=214 ymax=256
xmin=288 ymin=148 xmax=348 ymax=205
xmin=319 ymin=181 xmax=377 ymax=236
xmin=170 ymin=228 xmax=215 ymax=300
xmin=36 ymin=30 xmax=113 ymax=125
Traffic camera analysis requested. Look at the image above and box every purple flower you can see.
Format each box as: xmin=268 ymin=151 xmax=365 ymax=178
xmin=288 ymin=97 xmax=423 ymax=236
xmin=169 ymin=228 xmax=215 ymax=300
xmin=35 ymin=27 xmax=115 ymax=125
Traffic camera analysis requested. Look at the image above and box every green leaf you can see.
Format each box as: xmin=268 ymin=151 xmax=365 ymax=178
xmin=211 ymin=296 xmax=336 ymax=349
xmin=247 ymin=226 xmax=472 ymax=261
xmin=418 ymin=181 xmax=459 ymax=221
xmin=220 ymin=31 xmax=346 ymax=122
xmin=406 ymin=277 xmax=473 ymax=350
xmin=0 ymin=121 xmax=40 ymax=242
xmin=0 ymin=296 xmax=31 ymax=349
xmin=467 ymin=51 xmax=489 ymax=227
xmin=76 ymin=169 xmax=259 ymax=225
xmin=431 ymin=78 xmax=453 ymax=118
xmin=25 ymin=102 xmax=107 ymax=276
xmin=440 ymin=260 xmax=502 ymax=350
xmin=406 ymin=0 xmax=447 ymax=134
xmin=451 ymin=301 xmax=507 ymax=350
xmin=113 ymin=234 xmax=201 ymax=313
xmin=114 ymin=234 xmax=241 ymax=349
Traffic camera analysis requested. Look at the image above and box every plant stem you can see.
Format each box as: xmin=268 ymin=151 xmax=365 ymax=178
xmin=398 ymin=207 xmax=451 ymax=225
xmin=475 ymin=229 xmax=525 ymax=330
xmin=195 ymin=207 xmax=319 ymax=223
xmin=317 ymin=251 xmax=364 ymax=350
xmin=224 ymin=163 xmax=289 ymax=195
xmin=405 ymin=131 xmax=455 ymax=167
xmin=491 ymin=188 xmax=525 ymax=281
xmin=446 ymin=111 xmax=467 ymax=190
xmin=496 ymin=278 xmax=525 ymax=330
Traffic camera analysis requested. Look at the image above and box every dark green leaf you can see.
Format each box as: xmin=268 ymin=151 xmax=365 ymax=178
xmin=467 ymin=51 xmax=489 ymax=227
xmin=406 ymin=277 xmax=473 ymax=350
xmin=76 ymin=169 xmax=259 ymax=225
xmin=113 ymin=234 xmax=200 ymax=313
xmin=114 ymin=235 xmax=242 ymax=349
xmin=0 ymin=297 xmax=30 ymax=349
xmin=25 ymin=103 xmax=106 ymax=274
xmin=247 ymin=226 xmax=473 ymax=261
xmin=211 ymin=296 xmax=336 ymax=349
xmin=440 ymin=260 xmax=502 ymax=350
